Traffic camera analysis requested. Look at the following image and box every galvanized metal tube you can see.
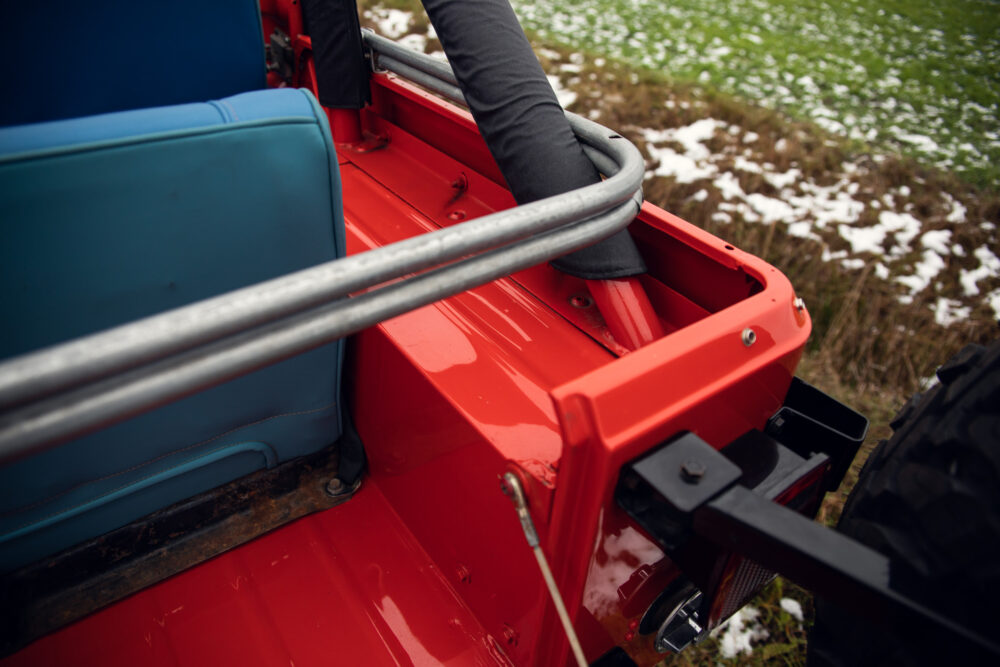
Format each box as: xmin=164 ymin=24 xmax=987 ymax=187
xmin=376 ymin=55 xmax=466 ymax=104
xmin=0 ymin=100 xmax=641 ymax=413
xmin=0 ymin=35 xmax=646 ymax=462
xmin=364 ymin=30 xmax=459 ymax=86
xmin=0 ymin=199 xmax=638 ymax=462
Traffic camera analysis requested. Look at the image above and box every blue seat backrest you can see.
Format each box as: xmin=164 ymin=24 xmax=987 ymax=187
xmin=4 ymin=0 xmax=267 ymax=127
xmin=0 ymin=88 xmax=346 ymax=572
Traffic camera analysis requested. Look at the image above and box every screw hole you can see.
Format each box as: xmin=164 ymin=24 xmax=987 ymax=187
xmin=724 ymin=244 xmax=734 ymax=250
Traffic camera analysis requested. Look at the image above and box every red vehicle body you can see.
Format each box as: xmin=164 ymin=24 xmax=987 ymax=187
xmin=2 ymin=2 xmax=839 ymax=666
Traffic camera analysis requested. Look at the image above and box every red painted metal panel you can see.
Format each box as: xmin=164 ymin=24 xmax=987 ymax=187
xmin=339 ymin=158 xmax=615 ymax=662
xmin=534 ymin=203 xmax=809 ymax=664
xmin=3 ymin=482 xmax=511 ymax=667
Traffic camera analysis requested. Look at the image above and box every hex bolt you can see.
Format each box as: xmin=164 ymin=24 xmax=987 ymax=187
xmin=741 ymin=328 xmax=757 ymax=347
xmin=680 ymin=459 xmax=706 ymax=483
xmin=325 ymin=477 xmax=344 ymax=496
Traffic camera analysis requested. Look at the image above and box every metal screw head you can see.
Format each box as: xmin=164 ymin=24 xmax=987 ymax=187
xmin=793 ymin=297 xmax=806 ymax=311
xmin=680 ymin=459 xmax=706 ymax=483
xmin=325 ymin=478 xmax=345 ymax=496
xmin=741 ymin=328 xmax=757 ymax=347
xmin=569 ymin=294 xmax=594 ymax=309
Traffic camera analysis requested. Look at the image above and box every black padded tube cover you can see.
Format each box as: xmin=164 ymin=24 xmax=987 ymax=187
xmin=419 ymin=0 xmax=646 ymax=279
xmin=302 ymin=0 xmax=371 ymax=109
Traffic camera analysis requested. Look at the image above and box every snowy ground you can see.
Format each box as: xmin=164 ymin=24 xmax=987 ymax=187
xmin=510 ymin=0 xmax=1000 ymax=187
xmin=633 ymin=114 xmax=1000 ymax=324
xmin=362 ymin=4 xmax=1000 ymax=326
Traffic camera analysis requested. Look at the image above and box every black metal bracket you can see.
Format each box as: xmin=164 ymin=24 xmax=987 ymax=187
xmin=266 ymin=28 xmax=295 ymax=84
xmin=766 ymin=377 xmax=868 ymax=491
xmin=616 ymin=433 xmax=1000 ymax=661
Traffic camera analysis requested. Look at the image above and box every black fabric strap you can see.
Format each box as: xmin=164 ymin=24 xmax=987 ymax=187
xmin=301 ymin=0 xmax=371 ymax=109
xmin=420 ymin=0 xmax=646 ymax=279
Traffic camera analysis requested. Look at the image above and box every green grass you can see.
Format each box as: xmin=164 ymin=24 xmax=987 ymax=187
xmin=510 ymin=0 xmax=1000 ymax=190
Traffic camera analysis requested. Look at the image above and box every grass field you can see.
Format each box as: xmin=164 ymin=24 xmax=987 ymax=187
xmin=510 ymin=0 xmax=1000 ymax=189
xmin=358 ymin=1 xmax=998 ymax=663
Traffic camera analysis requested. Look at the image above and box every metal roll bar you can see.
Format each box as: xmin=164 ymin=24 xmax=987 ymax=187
xmin=0 ymin=37 xmax=645 ymax=464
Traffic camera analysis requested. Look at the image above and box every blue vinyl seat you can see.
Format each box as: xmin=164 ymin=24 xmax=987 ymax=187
xmin=0 ymin=3 xmax=346 ymax=572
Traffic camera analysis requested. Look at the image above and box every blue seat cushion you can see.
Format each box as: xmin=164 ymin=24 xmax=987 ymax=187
xmin=4 ymin=0 xmax=266 ymax=127
xmin=0 ymin=88 xmax=345 ymax=572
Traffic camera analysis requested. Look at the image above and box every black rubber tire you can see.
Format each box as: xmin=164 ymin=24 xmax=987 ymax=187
xmin=808 ymin=340 xmax=1000 ymax=666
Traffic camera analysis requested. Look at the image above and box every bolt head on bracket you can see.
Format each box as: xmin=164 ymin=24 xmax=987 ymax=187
xmin=616 ymin=432 xmax=742 ymax=550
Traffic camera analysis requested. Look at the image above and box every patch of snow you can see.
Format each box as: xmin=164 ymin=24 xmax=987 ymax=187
xmin=746 ymin=193 xmax=795 ymax=223
xmin=987 ymin=289 xmax=1000 ymax=321
xmin=546 ymin=75 xmax=577 ymax=108
xmin=713 ymin=171 xmax=746 ymax=200
xmin=674 ymin=119 xmax=725 ymax=154
xmin=920 ymin=230 xmax=952 ymax=255
xmin=764 ymin=168 xmax=801 ymax=190
xmin=689 ymin=189 xmax=709 ymax=202
xmin=842 ymin=258 xmax=866 ymax=270
xmin=714 ymin=606 xmax=769 ymax=659
xmin=895 ymin=130 xmax=940 ymax=154
xmin=919 ymin=374 xmax=941 ymax=391
xmin=944 ymin=195 xmax=968 ymax=223
xmin=780 ymin=598 xmax=804 ymax=622
xmin=839 ymin=224 xmax=886 ymax=254
xmin=878 ymin=210 xmax=923 ymax=256
xmin=896 ymin=249 xmax=947 ymax=296
xmin=733 ymin=156 xmax=764 ymax=173
xmin=787 ymin=221 xmax=818 ymax=239
xmin=875 ymin=262 xmax=890 ymax=279
xmin=933 ymin=297 xmax=971 ymax=326
xmin=642 ymin=120 xmax=725 ymax=183
xmin=646 ymin=145 xmax=714 ymax=183
xmin=959 ymin=246 xmax=1000 ymax=296
xmin=371 ymin=8 xmax=412 ymax=38
xmin=743 ymin=131 xmax=760 ymax=144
